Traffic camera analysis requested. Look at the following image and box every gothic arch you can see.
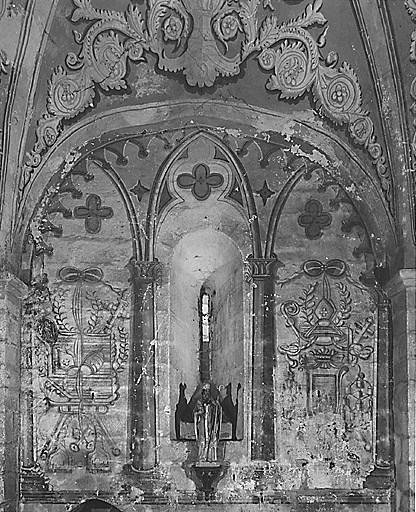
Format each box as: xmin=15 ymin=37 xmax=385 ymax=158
xmin=13 ymin=100 xmax=397 ymax=271
xmin=146 ymin=129 xmax=261 ymax=259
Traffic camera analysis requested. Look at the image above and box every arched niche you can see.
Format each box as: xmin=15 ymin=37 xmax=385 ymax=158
xmin=151 ymin=131 xmax=254 ymax=461
xmin=168 ymin=229 xmax=245 ymax=439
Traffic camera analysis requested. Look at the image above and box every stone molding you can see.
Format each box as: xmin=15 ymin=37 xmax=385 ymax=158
xmin=385 ymin=268 xmax=416 ymax=298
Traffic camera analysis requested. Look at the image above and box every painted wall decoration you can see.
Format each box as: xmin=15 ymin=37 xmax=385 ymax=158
xmin=24 ymin=266 xmax=130 ymax=473
xmin=20 ymin=0 xmax=391 ymax=218
xmin=20 ymin=123 xmax=392 ymax=503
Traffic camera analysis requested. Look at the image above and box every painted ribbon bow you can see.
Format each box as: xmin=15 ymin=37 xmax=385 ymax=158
xmin=303 ymin=259 xmax=347 ymax=278
xmin=58 ymin=266 xmax=104 ymax=283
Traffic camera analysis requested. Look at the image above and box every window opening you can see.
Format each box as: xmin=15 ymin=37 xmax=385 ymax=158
xmin=199 ymin=290 xmax=212 ymax=383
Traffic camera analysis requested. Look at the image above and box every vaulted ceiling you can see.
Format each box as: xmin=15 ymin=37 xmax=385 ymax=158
xmin=0 ymin=0 xmax=415 ymax=274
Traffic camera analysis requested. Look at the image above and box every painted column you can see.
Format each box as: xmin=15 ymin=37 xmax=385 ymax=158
xmin=128 ymin=260 xmax=163 ymax=471
xmin=246 ymin=257 xmax=278 ymax=461
xmin=386 ymin=270 xmax=416 ymax=512
xmin=0 ymin=272 xmax=26 ymax=509
xmin=365 ymin=288 xmax=392 ymax=489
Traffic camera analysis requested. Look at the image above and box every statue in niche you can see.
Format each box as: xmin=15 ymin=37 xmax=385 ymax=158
xmin=193 ymin=383 xmax=222 ymax=463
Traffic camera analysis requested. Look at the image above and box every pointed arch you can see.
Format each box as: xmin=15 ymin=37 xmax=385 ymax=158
xmin=145 ymin=129 xmax=261 ymax=260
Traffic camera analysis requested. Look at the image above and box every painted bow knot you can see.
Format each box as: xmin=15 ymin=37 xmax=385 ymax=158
xmin=59 ymin=266 xmax=104 ymax=283
xmin=302 ymin=259 xmax=347 ymax=278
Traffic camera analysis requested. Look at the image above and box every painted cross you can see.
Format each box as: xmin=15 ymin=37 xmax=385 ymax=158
xmin=177 ymin=163 xmax=224 ymax=201
xmin=74 ymin=194 xmax=113 ymax=234
xmin=298 ymin=199 xmax=332 ymax=239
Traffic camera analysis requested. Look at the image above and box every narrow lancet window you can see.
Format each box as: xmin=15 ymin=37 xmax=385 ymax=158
xmin=199 ymin=290 xmax=212 ymax=383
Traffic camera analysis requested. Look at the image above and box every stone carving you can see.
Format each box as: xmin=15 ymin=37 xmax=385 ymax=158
xmin=25 ymin=267 xmax=130 ymax=473
xmin=23 ymin=0 xmax=390 ymax=211
xmin=406 ymin=0 xmax=416 ymax=244
xmin=193 ymin=383 xmax=223 ymax=463
xmin=73 ymin=194 xmax=114 ymax=234
xmin=297 ymin=198 xmax=332 ymax=239
xmin=177 ymin=163 xmax=224 ymax=201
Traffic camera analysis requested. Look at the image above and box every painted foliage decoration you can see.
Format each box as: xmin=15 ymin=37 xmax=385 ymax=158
xmin=21 ymin=0 xmax=391 ymax=212
xmin=23 ymin=266 xmax=130 ymax=473
xmin=275 ymin=258 xmax=377 ymax=482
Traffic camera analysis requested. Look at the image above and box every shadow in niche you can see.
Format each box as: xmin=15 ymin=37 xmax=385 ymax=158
xmin=175 ymin=381 xmax=241 ymax=441
xmin=71 ymin=499 xmax=121 ymax=512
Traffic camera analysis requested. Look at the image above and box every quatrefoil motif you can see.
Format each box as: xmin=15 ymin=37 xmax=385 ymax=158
xmin=177 ymin=163 xmax=224 ymax=201
xmin=298 ymin=199 xmax=332 ymax=239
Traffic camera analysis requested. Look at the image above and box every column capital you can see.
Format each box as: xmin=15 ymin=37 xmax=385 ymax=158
xmin=385 ymin=268 xmax=416 ymax=298
xmin=244 ymin=256 xmax=281 ymax=281
xmin=127 ymin=259 xmax=163 ymax=286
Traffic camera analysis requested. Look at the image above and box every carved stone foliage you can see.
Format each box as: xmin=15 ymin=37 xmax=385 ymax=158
xmin=23 ymin=267 xmax=130 ymax=473
xmin=275 ymin=259 xmax=377 ymax=482
xmin=22 ymin=0 xmax=391 ymax=213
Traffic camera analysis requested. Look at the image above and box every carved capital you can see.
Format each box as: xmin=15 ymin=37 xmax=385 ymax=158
xmin=128 ymin=259 xmax=163 ymax=286
xmin=244 ymin=257 xmax=280 ymax=281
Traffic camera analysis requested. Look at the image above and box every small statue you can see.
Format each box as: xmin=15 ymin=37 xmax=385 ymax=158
xmin=193 ymin=383 xmax=222 ymax=463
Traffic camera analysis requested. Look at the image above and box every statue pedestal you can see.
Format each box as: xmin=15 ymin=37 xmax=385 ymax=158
xmin=192 ymin=462 xmax=223 ymax=501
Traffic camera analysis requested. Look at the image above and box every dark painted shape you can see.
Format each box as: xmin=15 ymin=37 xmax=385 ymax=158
xmin=130 ymin=179 xmax=150 ymax=202
xmin=59 ymin=175 xmax=83 ymax=199
xmin=71 ymin=499 xmax=122 ymax=512
xmin=73 ymin=194 xmax=114 ymax=234
xmin=256 ymin=180 xmax=275 ymax=206
xmin=71 ymin=158 xmax=94 ymax=182
xmin=298 ymin=198 xmax=332 ymax=239
xmin=157 ymin=182 xmax=174 ymax=214
xmin=177 ymin=163 xmax=224 ymax=201
xmin=226 ymin=177 xmax=244 ymax=206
